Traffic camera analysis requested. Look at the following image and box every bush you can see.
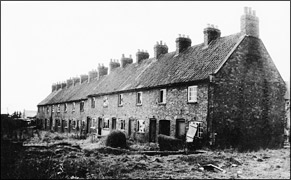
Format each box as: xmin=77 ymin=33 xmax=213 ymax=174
xmin=158 ymin=134 xmax=184 ymax=151
xmin=105 ymin=130 xmax=127 ymax=149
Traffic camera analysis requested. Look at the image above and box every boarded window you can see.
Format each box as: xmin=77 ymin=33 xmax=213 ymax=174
xmin=188 ymin=85 xmax=198 ymax=103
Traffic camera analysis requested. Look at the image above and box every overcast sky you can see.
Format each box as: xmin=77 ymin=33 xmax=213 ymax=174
xmin=1 ymin=1 xmax=290 ymax=114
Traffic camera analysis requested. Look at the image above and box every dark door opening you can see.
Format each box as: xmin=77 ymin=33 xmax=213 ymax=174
xmin=49 ymin=117 xmax=53 ymax=130
xmin=68 ymin=120 xmax=71 ymax=133
xmin=98 ymin=117 xmax=102 ymax=135
xmin=176 ymin=119 xmax=186 ymax=140
xmin=61 ymin=119 xmax=65 ymax=133
xmin=159 ymin=120 xmax=170 ymax=136
xmin=149 ymin=118 xmax=157 ymax=142
xmin=112 ymin=117 xmax=116 ymax=130
xmin=86 ymin=117 xmax=91 ymax=134
xmin=45 ymin=119 xmax=47 ymax=130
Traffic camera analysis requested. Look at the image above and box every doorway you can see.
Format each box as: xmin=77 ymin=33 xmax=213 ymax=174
xmin=86 ymin=117 xmax=91 ymax=134
xmin=176 ymin=119 xmax=186 ymax=140
xmin=112 ymin=117 xmax=116 ymax=130
xmin=159 ymin=120 xmax=170 ymax=136
xmin=149 ymin=118 xmax=157 ymax=142
xmin=98 ymin=117 xmax=102 ymax=135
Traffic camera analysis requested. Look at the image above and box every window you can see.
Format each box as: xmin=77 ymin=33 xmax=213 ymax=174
xmin=42 ymin=106 xmax=45 ymax=113
xmin=103 ymin=118 xmax=109 ymax=129
xmin=120 ymin=119 xmax=125 ymax=130
xmin=103 ymin=96 xmax=108 ymax=107
xmin=80 ymin=101 xmax=84 ymax=112
xmin=64 ymin=119 xmax=68 ymax=128
xmin=91 ymin=97 xmax=95 ymax=108
xmin=91 ymin=118 xmax=96 ymax=128
xmin=159 ymin=89 xmax=167 ymax=104
xmin=57 ymin=104 xmax=61 ymax=112
xmin=56 ymin=119 xmax=61 ymax=127
xmin=47 ymin=106 xmax=49 ymax=114
xmin=52 ymin=105 xmax=55 ymax=113
xmin=188 ymin=85 xmax=198 ymax=103
xmin=137 ymin=92 xmax=142 ymax=105
xmin=81 ymin=120 xmax=85 ymax=130
xmin=72 ymin=102 xmax=76 ymax=112
xmin=112 ymin=117 xmax=116 ymax=130
xmin=118 ymin=94 xmax=124 ymax=106
xmin=64 ymin=103 xmax=67 ymax=112
xmin=72 ymin=120 xmax=76 ymax=129
xmin=137 ymin=120 xmax=145 ymax=133
xmin=195 ymin=122 xmax=203 ymax=138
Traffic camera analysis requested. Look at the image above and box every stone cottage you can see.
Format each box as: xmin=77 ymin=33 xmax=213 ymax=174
xmin=37 ymin=7 xmax=286 ymax=149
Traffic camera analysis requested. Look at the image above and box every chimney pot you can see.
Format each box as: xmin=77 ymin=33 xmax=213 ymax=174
xmin=121 ymin=55 xmax=133 ymax=68
xmin=241 ymin=7 xmax=259 ymax=38
xmin=203 ymin=25 xmax=221 ymax=46
xmin=175 ymin=35 xmax=192 ymax=54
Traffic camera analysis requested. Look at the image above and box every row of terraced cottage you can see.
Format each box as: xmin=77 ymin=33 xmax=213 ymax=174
xmin=37 ymin=7 xmax=286 ymax=149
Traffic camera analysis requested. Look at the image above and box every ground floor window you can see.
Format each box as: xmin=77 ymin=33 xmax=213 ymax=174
xmin=56 ymin=119 xmax=61 ymax=127
xmin=176 ymin=119 xmax=186 ymax=139
xmin=137 ymin=120 xmax=145 ymax=133
xmin=91 ymin=118 xmax=96 ymax=128
xmin=120 ymin=119 xmax=125 ymax=130
xmin=103 ymin=118 xmax=109 ymax=129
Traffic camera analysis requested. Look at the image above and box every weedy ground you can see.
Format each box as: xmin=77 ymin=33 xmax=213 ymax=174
xmin=1 ymin=130 xmax=290 ymax=179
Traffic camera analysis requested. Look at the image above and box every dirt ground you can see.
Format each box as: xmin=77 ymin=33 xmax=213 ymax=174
xmin=1 ymin=131 xmax=290 ymax=179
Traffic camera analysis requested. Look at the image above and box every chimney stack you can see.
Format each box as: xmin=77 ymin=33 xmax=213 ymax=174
xmin=66 ymin=78 xmax=73 ymax=88
xmin=98 ymin=63 xmax=108 ymax=77
xmin=109 ymin=59 xmax=121 ymax=73
xmin=80 ymin=74 xmax=89 ymax=83
xmin=121 ymin=54 xmax=133 ymax=68
xmin=52 ymin=83 xmax=57 ymax=92
xmin=154 ymin=41 xmax=168 ymax=59
xmin=88 ymin=69 xmax=98 ymax=82
xmin=56 ymin=82 xmax=62 ymax=90
xmin=73 ymin=77 xmax=80 ymax=86
xmin=241 ymin=7 xmax=259 ymax=38
xmin=203 ymin=24 xmax=221 ymax=46
xmin=136 ymin=49 xmax=149 ymax=63
xmin=61 ymin=81 xmax=66 ymax=89
xmin=175 ymin=34 xmax=192 ymax=55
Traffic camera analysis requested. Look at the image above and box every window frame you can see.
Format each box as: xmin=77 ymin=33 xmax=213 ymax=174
xmin=137 ymin=119 xmax=145 ymax=133
xmin=136 ymin=92 xmax=143 ymax=105
xmin=91 ymin=118 xmax=96 ymax=128
xmin=91 ymin=97 xmax=95 ymax=108
xmin=158 ymin=89 xmax=167 ymax=104
xmin=118 ymin=94 xmax=124 ymax=107
xmin=72 ymin=102 xmax=76 ymax=112
xmin=80 ymin=101 xmax=85 ymax=112
xmin=103 ymin=96 xmax=108 ymax=108
xmin=120 ymin=119 xmax=125 ymax=130
xmin=57 ymin=104 xmax=61 ymax=113
xmin=64 ymin=103 xmax=67 ymax=112
xmin=195 ymin=122 xmax=203 ymax=138
xmin=188 ymin=85 xmax=198 ymax=103
xmin=72 ymin=120 xmax=76 ymax=129
xmin=52 ymin=105 xmax=55 ymax=113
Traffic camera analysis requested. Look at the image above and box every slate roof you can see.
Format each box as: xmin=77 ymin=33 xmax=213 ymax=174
xmin=38 ymin=33 xmax=244 ymax=106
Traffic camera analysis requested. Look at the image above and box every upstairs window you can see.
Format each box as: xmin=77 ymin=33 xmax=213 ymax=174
xmin=47 ymin=106 xmax=49 ymax=114
xmin=57 ymin=104 xmax=61 ymax=113
xmin=118 ymin=94 xmax=124 ymax=106
xmin=64 ymin=103 xmax=67 ymax=112
xmin=103 ymin=96 xmax=108 ymax=107
xmin=42 ymin=106 xmax=45 ymax=113
xmin=137 ymin=92 xmax=142 ymax=105
xmin=52 ymin=105 xmax=55 ymax=113
xmin=159 ymin=89 xmax=167 ymax=104
xmin=80 ymin=101 xmax=84 ymax=112
xmin=91 ymin=97 xmax=95 ymax=108
xmin=188 ymin=85 xmax=198 ymax=103
xmin=72 ymin=102 xmax=76 ymax=112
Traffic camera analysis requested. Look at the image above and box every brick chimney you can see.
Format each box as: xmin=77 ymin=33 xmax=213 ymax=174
xmin=88 ymin=70 xmax=98 ymax=82
xmin=136 ymin=50 xmax=149 ymax=63
xmin=73 ymin=77 xmax=80 ymax=86
xmin=98 ymin=63 xmax=108 ymax=77
xmin=121 ymin=54 xmax=133 ymax=68
xmin=61 ymin=81 xmax=66 ymax=89
xmin=66 ymin=78 xmax=73 ymax=88
xmin=52 ymin=83 xmax=57 ymax=92
xmin=203 ymin=24 xmax=221 ymax=46
xmin=80 ymin=74 xmax=89 ymax=83
xmin=56 ymin=82 xmax=62 ymax=90
xmin=154 ymin=40 xmax=168 ymax=59
xmin=109 ymin=59 xmax=121 ymax=73
xmin=241 ymin=7 xmax=259 ymax=38
xmin=175 ymin=34 xmax=191 ymax=55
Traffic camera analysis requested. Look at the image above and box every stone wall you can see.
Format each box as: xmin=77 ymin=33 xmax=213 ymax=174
xmin=209 ymin=36 xmax=286 ymax=150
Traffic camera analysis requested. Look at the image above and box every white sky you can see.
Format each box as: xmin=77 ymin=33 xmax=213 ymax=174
xmin=1 ymin=1 xmax=290 ymax=114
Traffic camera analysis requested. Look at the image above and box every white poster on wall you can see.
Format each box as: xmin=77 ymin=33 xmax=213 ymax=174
xmin=186 ymin=121 xmax=198 ymax=142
